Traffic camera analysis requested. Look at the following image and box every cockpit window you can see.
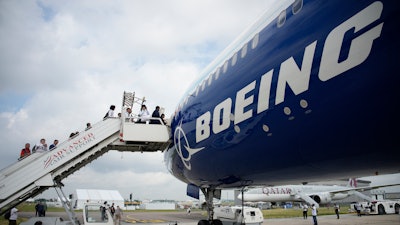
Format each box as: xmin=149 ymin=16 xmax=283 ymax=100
xmin=241 ymin=43 xmax=248 ymax=58
xmin=215 ymin=67 xmax=221 ymax=80
xmin=292 ymin=0 xmax=303 ymax=15
xmin=231 ymin=52 xmax=238 ymax=66
xmin=252 ymin=33 xmax=259 ymax=49
xmin=223 ymin=60 xmax=229 ymax=73
xmin=208 ymin=73 xmax=214 ymax=85
xmin=277 ymin=10 xmax=286 ymax=28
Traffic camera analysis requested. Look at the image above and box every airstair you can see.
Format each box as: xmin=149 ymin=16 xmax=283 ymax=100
xmin=0 ymin=92 xmax=171 ymax=221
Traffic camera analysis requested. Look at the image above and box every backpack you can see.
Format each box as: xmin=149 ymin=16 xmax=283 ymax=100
xmin=32 ymin=145 xmax=37 ymax=153
xmin=4 ymin=210 xmax=10 ymax=220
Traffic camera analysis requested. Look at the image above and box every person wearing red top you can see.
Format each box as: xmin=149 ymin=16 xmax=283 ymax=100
xmin=19 ymin=143 xmax=31 ymax=159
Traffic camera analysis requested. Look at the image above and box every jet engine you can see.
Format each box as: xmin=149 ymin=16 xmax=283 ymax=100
xmin=310 ymin=193 xmax=332 ymax=204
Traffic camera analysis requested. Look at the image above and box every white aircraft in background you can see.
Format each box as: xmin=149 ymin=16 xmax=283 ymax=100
xmin=237 ymin=178 xmax=400 ymax=208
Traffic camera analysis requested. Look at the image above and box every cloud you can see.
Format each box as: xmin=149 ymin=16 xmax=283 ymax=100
xmin=0 ymin=0 xmax=274 ymax=201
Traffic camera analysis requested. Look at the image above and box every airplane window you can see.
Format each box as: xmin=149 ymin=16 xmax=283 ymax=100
xmin=277 ymin=10 xmax=286 ymax=28
xmin=252 ymin=33 xmax=259 ymax=49
xmin=300 ymin=99 xmax=308 ymax=108
xmin=223 ymin=60 xmax=228 ymax=73
xmin=231 ymin=52 xmax=238 ymax=66
xmin=283 ymin=107 xmax=291 ymax=115
xmin=292 ymin=0 xmax=303 ymax=15
xmin=241 ymin=43 xmax=248 ymax=58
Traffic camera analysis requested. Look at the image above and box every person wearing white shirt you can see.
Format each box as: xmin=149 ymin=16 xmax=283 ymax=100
xmin=138 ymin=105 xmax=150 ymax=123
xmin=302 ymin=204 xmax=308 ymax=219
xmin=124 ymin=108 xmax=133 ymax=122
xmin=104 ymin=105 xmax=116 ymax=119
xmin=311 ymin=204 xmax=318 ymax=225
xmin=334 ymin=203 xmax=340 ymax=219
xmin=34 ymin=138 xmax=48 ymax=153
xmin=9 ymin=207 xmax=18 ymax=225
xmin=107 ymin=105 xmax=115 ymax=117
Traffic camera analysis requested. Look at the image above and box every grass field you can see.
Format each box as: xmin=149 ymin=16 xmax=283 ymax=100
xmin=262 ymin=205 xmax=350 ymax=218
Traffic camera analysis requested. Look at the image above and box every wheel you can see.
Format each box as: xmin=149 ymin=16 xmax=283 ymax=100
xmin=395 ymin=203 xmax=400 ymax=214
xmin=212 ymin=219 xmax=223 ymax=225
xmin=198 ymin=219 xmax=210 ymax=225
xmin=378 ymin=204 xmax=386 ymax=215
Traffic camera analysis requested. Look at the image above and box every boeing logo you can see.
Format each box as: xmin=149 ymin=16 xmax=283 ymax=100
xmin=174 ymin=120 xmax=204 ymax=170
xmin=195 ymin=2 xmax=383 ymax=143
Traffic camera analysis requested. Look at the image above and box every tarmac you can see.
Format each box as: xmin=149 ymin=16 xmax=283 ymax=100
xmin=19 ymin=210 xmax=400 ymax=225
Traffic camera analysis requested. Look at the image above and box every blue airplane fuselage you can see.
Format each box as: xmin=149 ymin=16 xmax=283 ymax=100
xmin=164 ymin=0 xmax=400 ymax=190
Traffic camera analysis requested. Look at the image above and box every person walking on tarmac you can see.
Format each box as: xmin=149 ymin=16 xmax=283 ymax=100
xmin=101 ymin=201 xmax=108 ymax=221
xmin=109 ymin=203 xmax=115 ymax=218
xmin=114 ymin=206 xmax=123 ymax=225
xmin=334 ymin=203 xmax=340 ymax=219
xmin=311 ymin=204 xmax=318 ymax=225
xmin=8 ymin=207 xmax=18 ymax=225
xmin=302 ymin=204 xmax=308 ymax=219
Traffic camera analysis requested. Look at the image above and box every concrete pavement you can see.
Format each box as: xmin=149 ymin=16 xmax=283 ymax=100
xmin=19 ymin=210 xmax=400 ymax=225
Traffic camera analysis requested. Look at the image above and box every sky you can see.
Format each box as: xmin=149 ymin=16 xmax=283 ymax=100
xmin=0 ymin=0 xmax=281 ymax=202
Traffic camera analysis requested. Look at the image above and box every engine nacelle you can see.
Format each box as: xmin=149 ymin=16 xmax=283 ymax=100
xmin=310 ymin=192 xmax=332 ymax=204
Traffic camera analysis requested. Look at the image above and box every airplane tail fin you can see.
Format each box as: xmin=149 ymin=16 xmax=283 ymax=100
xmin=347 ymin=178 xmax=357 ymax=188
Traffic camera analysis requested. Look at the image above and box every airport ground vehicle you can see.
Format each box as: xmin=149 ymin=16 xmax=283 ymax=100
xmin=350 ymin=201 xmax=400 ymax=215
xmin=19 ymin=203 xmax=114 ymax=225
xmin=212 ymin=206 xmax=264 ymax=225
xmin=20 ymin=217 xmax=73 ymax=225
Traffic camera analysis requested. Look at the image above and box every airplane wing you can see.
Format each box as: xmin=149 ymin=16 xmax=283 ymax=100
xmin=294 ymin=181 xmax=400 ymax=206
xmin=327 ymin=182 xmax=400 ymax=195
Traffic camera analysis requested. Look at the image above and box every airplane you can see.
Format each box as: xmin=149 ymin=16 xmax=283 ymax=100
xmin=237 ymin=178 xmax=400 ymax=208
xmin=163 ymin=0 xmax=400 ymax=224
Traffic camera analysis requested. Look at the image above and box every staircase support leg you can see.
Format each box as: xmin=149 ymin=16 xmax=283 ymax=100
xmin=54 ymin=185 xmax=80 ymax=225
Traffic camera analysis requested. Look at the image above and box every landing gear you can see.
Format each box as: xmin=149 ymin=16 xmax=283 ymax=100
xmin=198 ymin=188 xmax=222 ymax=225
